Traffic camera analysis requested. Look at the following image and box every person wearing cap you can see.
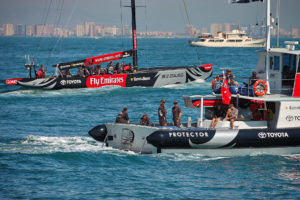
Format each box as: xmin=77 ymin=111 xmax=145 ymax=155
xmin=158 ymin=99 xmax=167 ymax=126
xmin=216 ymin=69 xmax=235 ymax=86
xmin=172 ymin=101 xmax=182 ymax=127
xmin=140 ymin=113 xmax=151 ymax=126
xmin=115 ymin=107 xmax=130 ymax=124
xmin=225 ymin=104 xmax=239 ymax=129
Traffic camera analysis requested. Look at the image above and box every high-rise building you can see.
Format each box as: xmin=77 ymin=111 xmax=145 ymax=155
xmin=3 ymin=24 xmax=14 ymax=36
xmin=15 ymin=24 xmax=26 ymax=36
xmin=54 ymin=27 xmax=64 ymax=37
xmin=89 ymin=24 xmax=95 ymax=37
xmin=0 ymin=26 xmax=3 ymax=36
xmin=94 ymin=25 xmax=102 ymax=37
xmin=84 ymin=22 xmax=95 ymax=36
xmin=26 ymin=25 xmax=35 ymax=36
xmin=224 ymin=24 xmax=240 ymax=33
xmin=224 ymin=24 xmax=231 ymax=33
xmin=76 ymin=24 xmax=84 ymax=37
xmin=210 ymin=24 xmax=222 ymax=36
xmin=122 ymin=25 xmax=131 ymax=36
xmin=36 ymin=24 xmax=54 ymax=37
xmin=292 ymin=28 xmax=299 ymax=38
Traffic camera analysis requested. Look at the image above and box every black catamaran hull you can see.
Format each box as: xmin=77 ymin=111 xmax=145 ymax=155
xmin=88 ymin=123 xmax=300 ymax=155
xmin=14 ymin=65 xmax=212 ymax=89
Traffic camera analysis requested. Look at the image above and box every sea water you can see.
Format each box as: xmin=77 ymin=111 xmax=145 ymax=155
xmin=1 ymin=37 xmax=300 ymax=199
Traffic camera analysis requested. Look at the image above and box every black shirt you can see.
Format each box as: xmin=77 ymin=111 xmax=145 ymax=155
xmin=214 ymin=107 xmax=225 ymax=118
xmin=172 ymin=106 xmax=182 ymax=120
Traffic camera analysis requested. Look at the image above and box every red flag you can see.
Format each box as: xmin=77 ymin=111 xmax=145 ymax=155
xmin=221 ymin=74 xmax=231 ymax=105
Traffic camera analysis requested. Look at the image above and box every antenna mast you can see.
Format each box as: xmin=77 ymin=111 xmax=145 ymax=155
xmin=131 ymin=0 xmax=138 ymax=68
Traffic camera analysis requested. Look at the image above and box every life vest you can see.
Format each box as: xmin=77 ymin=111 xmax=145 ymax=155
xmin=211 ymin=77 xmax=224 ymax=90
xmin=123 ymin=65 xmax=130 ymax=71
xmin=36 ymin=70 xmax=43 ymax=78
xmin=253 ymin=80 xmax=268 ymax=96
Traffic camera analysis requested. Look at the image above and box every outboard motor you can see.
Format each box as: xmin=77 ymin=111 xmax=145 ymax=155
xmin=88 ymin=124 xmax=107 ymax=142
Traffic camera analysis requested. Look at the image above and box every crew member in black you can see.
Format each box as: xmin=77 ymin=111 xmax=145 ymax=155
xmin=140 ymin=113 xmax=151 ymax=126
xmin=158 ymin=99 xmax=167 ymax=126
xmin=249 ymin=71 xmax=260 ymax=86
xmin=115 ymin=107 xmax=130 ymax=124
xmin=172 ymin=101 xmax=182 ymax=127
xmin=210 ymin=104 xmax=225 ymax=129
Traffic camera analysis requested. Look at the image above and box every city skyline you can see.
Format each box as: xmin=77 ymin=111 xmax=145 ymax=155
xmin=1 ymin=22 xmax=299 ymax=38
xmin=0 ymin=0 xmax=300 ymax=33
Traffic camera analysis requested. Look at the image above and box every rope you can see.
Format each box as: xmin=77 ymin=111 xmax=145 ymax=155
xmin=144 ymin=0 xmax=149 ymax=67
xmin=120 ymin=0 xmax=125 ymax=52
xmin=139 ymin=138 xmax=147 ymax=154
xmin=33 ymin=0 xmax=53 ymax=63
xmin=47 ymin=0 xmax=79 ymax=69
xmin=182 ymin=0 xmax=201 ymax=65
xmin=46 ymin=0 xmax=65 ymax=67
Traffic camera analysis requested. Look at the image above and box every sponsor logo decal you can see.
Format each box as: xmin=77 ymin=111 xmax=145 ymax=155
xmin=258 ymin=132 xmax=289 ymax=139
xmin=162 ymin=73 xmax=184 ymax=79
xmin=86 ymin=75 xmax=127 ymax=88
xmin=94 ymin=54 xmax=121 ymax=63
xmin=5 ymin=78 xmax=22 ymax=85
xmin=59 ymin=62 xmax=84 ymax=70
xmin=168 ymin=131 xmax=209 ymax=138
xmin=132 ymin=77 xmax=151 ymax=82
xmin=258 ymin=132 xmax=267 ymax=138
xmin=286 ymin=106 xmax=300 ymax=110
xmin=286 ymin=115 xmax=300 ymax=121
xmin=60 ymin=80 xmax=66 ymax=85
xmin=60 ymin=79 xmax=82 ymax=85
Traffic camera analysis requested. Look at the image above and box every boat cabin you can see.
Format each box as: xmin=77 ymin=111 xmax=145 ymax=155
xmin=256 ymin=41 xmax=300 ymax=97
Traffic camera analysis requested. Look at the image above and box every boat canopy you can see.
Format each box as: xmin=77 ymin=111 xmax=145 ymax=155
xmin=183 ymin=94 xmax=300 ymax=109
xmin=54 ymin=49 xmax=133 ymax=70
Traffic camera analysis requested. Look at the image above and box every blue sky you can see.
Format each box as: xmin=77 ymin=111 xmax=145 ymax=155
xmin=0 ymin=0 xmax=299 ymax=32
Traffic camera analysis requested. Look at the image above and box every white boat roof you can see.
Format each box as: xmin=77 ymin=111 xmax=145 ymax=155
xmin=266 ymin=47 xmax=300 ymax=55
xmin=183 ymin=94 xmax=300 ymax=102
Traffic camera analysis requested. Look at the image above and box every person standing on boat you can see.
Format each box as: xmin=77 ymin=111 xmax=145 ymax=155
xmin=211 ymin=104 xmax=225 ymax=129
xmin=116 ymin=107 xmax=130 ymax=124
xmin=36 ymin=65 xmax=45 ymax=78
xmin=216 ymin=69 xmax=235 ymax=86
xmin=249 ymin=71 xmax=260 ymax=86
xmin=95 ymin=64 xmax=101 ymax=75
xmin=158 ymin=99 xmax=167 ymax=126
xmin=225 ymin=104 xmax=239 ymax=129
xmin=140 ymin=113 xmax=151 ymax=126
xmin=120 ymin=62 xmax=124 ymax=73
xmin=172 ymin=101 xmax=182 ymax=127
xmin=107 ymin=61 xmax=114 ymax=75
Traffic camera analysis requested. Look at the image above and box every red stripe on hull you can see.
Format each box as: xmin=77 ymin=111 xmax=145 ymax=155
xmin=5 ymin=78 xmax=23 ymax=85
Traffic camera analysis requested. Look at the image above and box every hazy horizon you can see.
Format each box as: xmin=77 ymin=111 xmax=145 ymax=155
xmin=1 ymin=0 xmax=299 ymax=32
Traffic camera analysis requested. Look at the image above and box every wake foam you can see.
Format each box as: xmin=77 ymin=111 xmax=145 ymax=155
xmin=0 ymin=135 xmax=111 ymax=154
xmin=0 ymin=86 xmax=121 ymax=98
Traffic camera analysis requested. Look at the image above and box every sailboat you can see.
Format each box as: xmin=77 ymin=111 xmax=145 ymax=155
xmin=4 ymin=0 xmax=213 ymax=90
